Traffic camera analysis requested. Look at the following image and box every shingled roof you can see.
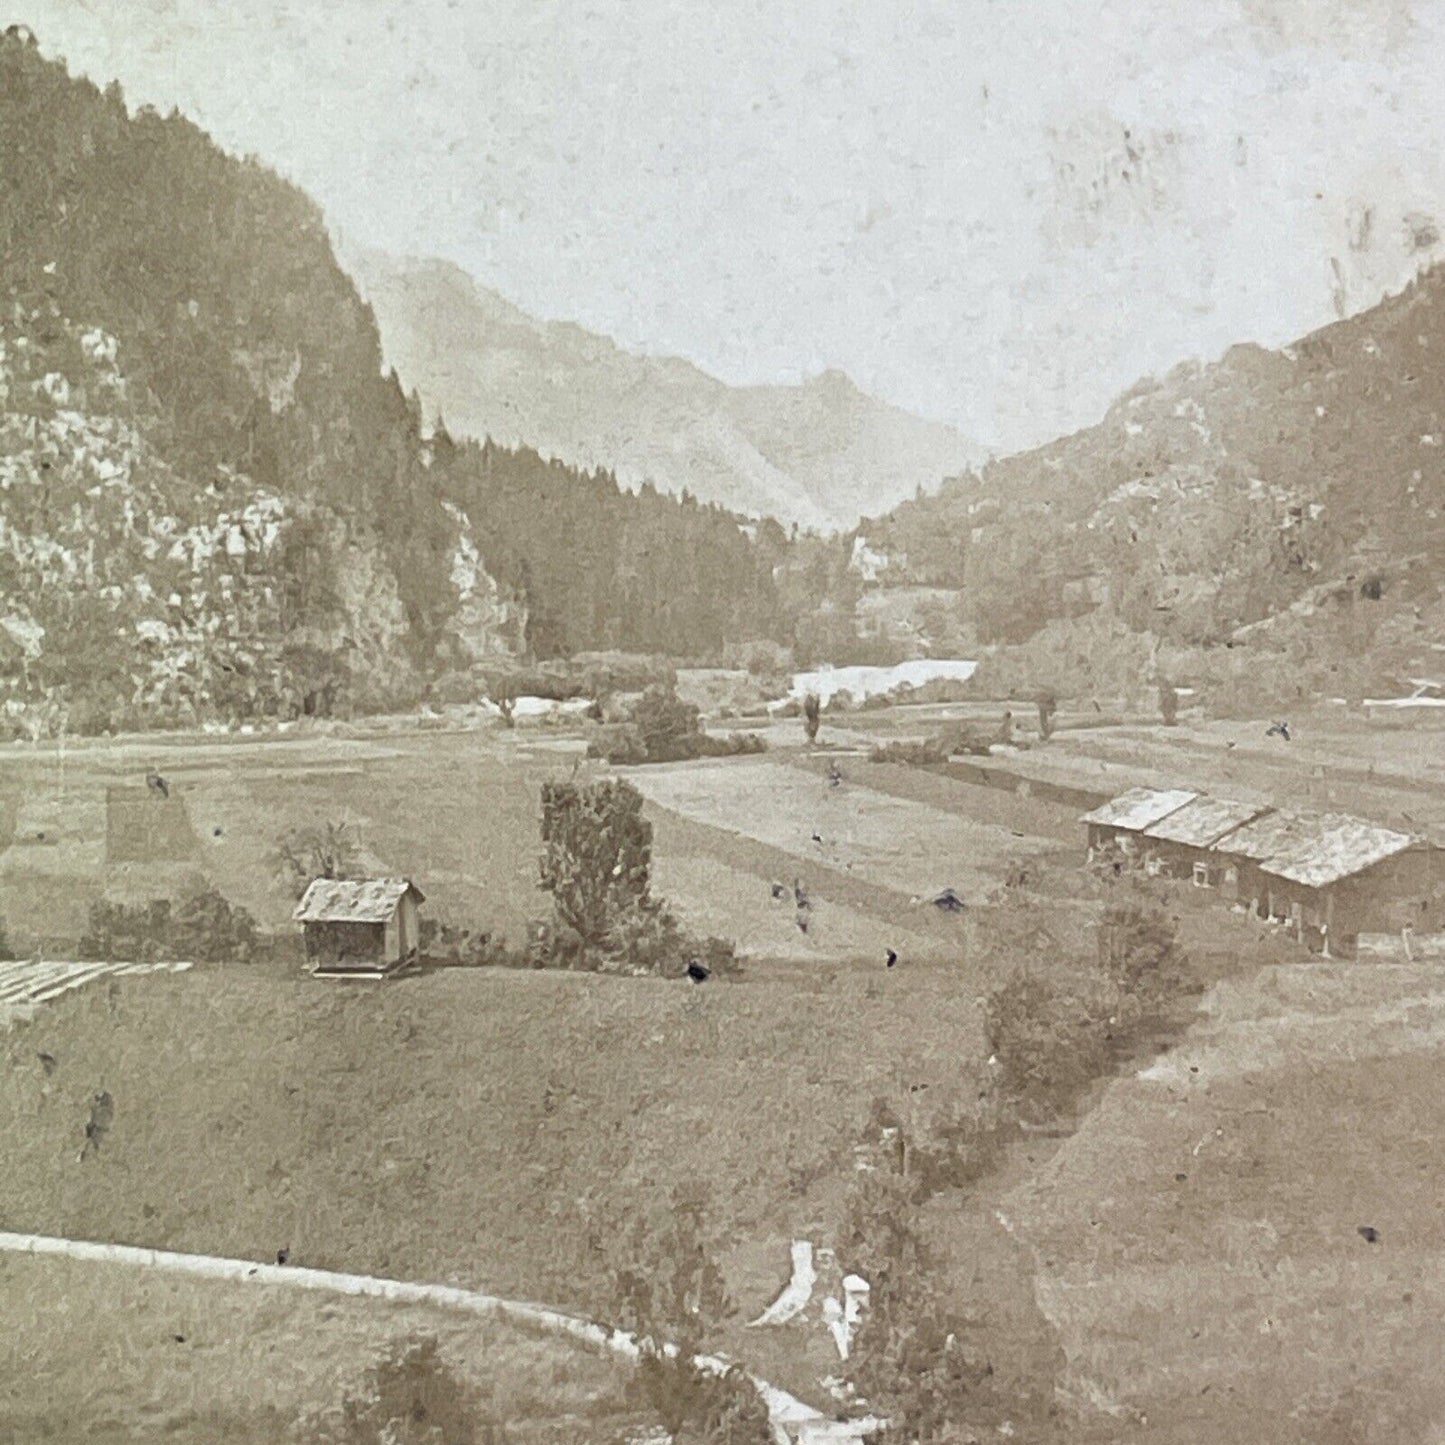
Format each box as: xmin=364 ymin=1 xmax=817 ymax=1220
xmin=293 ymin=877 xmax=424 ymax=924
xmin=1259 ymin=816 xmax=1417 ymax=888
xmin=1208 ymin=808 xmax=1330 ymax=864
xmin=1143 ymin=796 xmax=1271 ymax=848
xmin=1080 ymin=787 xmax=1198 ymax=832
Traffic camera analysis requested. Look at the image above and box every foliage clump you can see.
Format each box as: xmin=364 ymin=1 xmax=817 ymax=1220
xmin=588 ymin=684 xmax=765 ymax=765
xmin=78 ymin=887 xmax=258 ymax=963
xmin=537 ymin=779 xmax=737 ymax=978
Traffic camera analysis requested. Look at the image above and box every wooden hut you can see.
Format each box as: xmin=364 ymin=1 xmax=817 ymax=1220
xmin=294 ymin=878 xmax=425 ymax=977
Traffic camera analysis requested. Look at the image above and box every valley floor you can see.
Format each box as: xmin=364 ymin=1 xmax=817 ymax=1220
xmin=1 ymin=703 xmax=1443 ymax=1438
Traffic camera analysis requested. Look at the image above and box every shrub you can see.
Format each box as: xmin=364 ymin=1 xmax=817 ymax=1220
xmin=600 ymin=1185 xmax=770 ymax=1444
xmin=78 ymin=888 xmax=259 ymax=963
xmin=869 ymin=740 xmax=948 ymax=767
xmin=842 ymin=1172 xmax=1037 ymax=1443
xmin=309 ymin=1333 xmax=490 ymax=1445
xmin=417 ymin=917 xmax=525 ymax=968
xmin=0 ymin=917 xmax=13 ymax=962
xmin=631 ymin=683 xmax=705 ymax=761
xmin=169 ymin=886 xmax=259 ymax=962
xmin=1097 ymin=898 xmax=1186 ymax=998
xmin=586 ymin=723 xmax=649 ymax=765
xmin=630 ymin=1353 xmax=771 ymax=1445
xmin=695 ymin=731 xmax=766 ymax=758
xmin=983 ymin=969 xmax=1113 ymax=1112
xmin=587 ymin=711 xmax=765 ymax=766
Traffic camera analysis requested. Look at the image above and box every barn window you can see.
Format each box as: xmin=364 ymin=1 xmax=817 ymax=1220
xmin=1193 ymin=862 xmax=1210 ymax=888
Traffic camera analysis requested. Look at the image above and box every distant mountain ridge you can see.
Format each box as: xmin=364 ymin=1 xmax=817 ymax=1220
xmin=340 ymin=247 xmax=982 ymax=533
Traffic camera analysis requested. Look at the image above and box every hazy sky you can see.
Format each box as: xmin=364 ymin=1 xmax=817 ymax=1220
xmin=19 ymin=0 xmax=1445 ymax=451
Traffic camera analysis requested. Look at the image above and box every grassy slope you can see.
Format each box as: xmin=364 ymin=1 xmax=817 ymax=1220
xmin=0 ymin=960 xmax=990 ymax=1331
xmin=1002 ymin=961 xmax=1445 ymax=1443
xmin=0 ymin=1253 xmax=645 ymax=1444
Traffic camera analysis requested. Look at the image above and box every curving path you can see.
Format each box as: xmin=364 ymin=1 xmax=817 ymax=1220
xmin=0 ymin=1231 xmax=881 ymax=1444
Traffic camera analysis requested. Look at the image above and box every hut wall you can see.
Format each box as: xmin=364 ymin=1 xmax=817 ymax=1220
xmin=305 ymin=919 xmax=385 ymax=964
xmin=397 ymin=893 xmax=420 ymax=957
xmin=1332 ymin=849 xmax=1444 ymax=938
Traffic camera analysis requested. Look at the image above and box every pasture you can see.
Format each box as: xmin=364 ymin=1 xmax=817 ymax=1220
xmin=1001 ymin=960 xmax=1445 ymax=1444
xmin=0 ymin=1251 xmax=647 ymax=1444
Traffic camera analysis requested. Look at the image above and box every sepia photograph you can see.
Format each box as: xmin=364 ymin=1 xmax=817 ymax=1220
xmin=2 ymin=2 xmax=1444 ymax=1441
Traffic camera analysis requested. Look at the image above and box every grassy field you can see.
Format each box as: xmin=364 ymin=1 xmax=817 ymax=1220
xmin=1000 ymin=960 xmax=1445 ymax=1444
xmin=0 ymin=956 xmax=995 ymax=1362
xmin=0 ymin=1252 xmax=648 ymax=1443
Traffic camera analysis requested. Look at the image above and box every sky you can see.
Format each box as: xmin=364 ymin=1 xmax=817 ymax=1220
xmin=17 ymin=0 xmax=1445 ymax=452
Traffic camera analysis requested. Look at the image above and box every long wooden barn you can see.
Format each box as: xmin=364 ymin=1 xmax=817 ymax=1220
xmin=1081 ymin=788 xmax=1444 ymax=956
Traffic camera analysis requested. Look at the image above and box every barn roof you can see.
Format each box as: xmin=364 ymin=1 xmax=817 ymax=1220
xmin=1080 ymin=787 xmax=1197 ymax=832
xmin=1211 ymin=808 xmax=1330 ymax=864
xmin=294 ymin=877 xmax=424 ymax=924
xmin=1259 ymin=816 xmax=1417 ymax=888
xmin=1143 ymin=796 xmax=1271 ymax=848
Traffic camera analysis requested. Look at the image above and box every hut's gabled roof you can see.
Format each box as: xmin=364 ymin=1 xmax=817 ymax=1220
xmin=1080 ymin=787 xmax=1197 ymax=832
xmin=1143 ymin=796 xmax=1271 ymax=848
xmin=1259 ymin=816 xmax=1417 ymax=888
xmin=293 ymin=877 xmax=424 ymax=924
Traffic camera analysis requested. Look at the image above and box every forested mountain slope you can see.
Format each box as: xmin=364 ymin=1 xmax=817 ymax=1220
xmin=863 ymin=263 xmax=1445 ymax=698
xmin=0 ymin=31 xmax=785 ymax=735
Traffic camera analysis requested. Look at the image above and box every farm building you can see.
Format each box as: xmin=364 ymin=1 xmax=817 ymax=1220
xmin=1082 ymin=787 xmax=1197 ymax=864
xmin=294 ymin=878 xmax=425 ymax=976
xmin=1081 ymin=786 xmax=1445 ymax=955
xmin=1209 ymin=809 xmax=1337 ymax=916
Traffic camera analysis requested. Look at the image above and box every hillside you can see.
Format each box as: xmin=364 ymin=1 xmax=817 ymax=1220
xmin=861 ymin=263 xmax=1445 ymax=703
xmin=342 ymin=246 xmax=981 ymax=534
xmin=0 ymin=32 xmax=788 ymax=737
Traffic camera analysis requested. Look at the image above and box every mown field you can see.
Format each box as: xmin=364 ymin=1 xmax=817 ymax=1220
xmin=0 ymin=1252 xmax=648 ymax=1444
xmin=0 ymin=713 xmax=1077 ymax=960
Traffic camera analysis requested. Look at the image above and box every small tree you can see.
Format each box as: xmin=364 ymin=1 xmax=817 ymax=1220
xmin=538 ymin=779 xmax=653 ymax=953
xmin=802 ymin=691 xmax=821 ymax=744
xmin=276 ymin=821 xmax=361 ymax=899
xmin=1157 ymin=678 xmax=1179 ymax=727
xmin=604 ymin=1186 xmax=772 ymax=1445
xmin=493 ymin=676 xmax=517 ymax=729
xmin=314 ymin=1333 xmax=490 ymax=1445
xmin=630 ymin=684 xmax=703 ymax=762
xmin=1036 ymin=689 xmax=1058 ymax=741
xmin=1098 ymin=898 xmax=1185 ymax=998
xmin=0 ymin=916 xmax=13 ymax=962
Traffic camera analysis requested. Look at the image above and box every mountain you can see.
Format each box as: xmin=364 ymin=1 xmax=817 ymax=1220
xmin=0 ymin=32 xmax=788 ymax=736
xmin=340 ymin=247 xmax=982 ymax=534
xmin=860 ymin=263 xmax=1445 ymax=704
